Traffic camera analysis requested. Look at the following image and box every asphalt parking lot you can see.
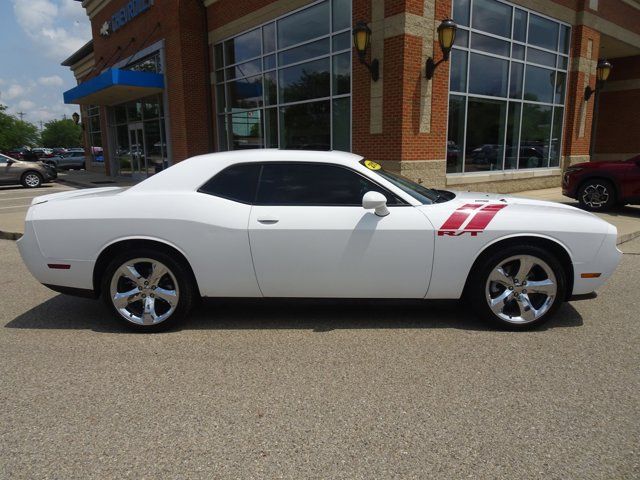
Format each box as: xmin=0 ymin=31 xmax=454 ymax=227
xmin=1 ymin=237 xmax=639 ymax=479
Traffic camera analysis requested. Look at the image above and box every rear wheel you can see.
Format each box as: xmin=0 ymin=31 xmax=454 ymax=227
xmin=468 ymin=245 xmax=566 ymax=330
xmin=578 ymin=179 xmax=615 ymax=211
xmin=101 ymin=249 xmax=196 ymax=332
xmin=21 ymin=171 xmax=43 ymax=188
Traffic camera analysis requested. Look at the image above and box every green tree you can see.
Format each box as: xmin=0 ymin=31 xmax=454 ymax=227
xmin=40 ymin=118 xmax=82 ymax=148
xmin=0 ymin=104 xmax=40 ymax=150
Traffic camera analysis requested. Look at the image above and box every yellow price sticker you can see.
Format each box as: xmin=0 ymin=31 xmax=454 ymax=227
xmin=364 ymin=160 xmax=381 ymax=170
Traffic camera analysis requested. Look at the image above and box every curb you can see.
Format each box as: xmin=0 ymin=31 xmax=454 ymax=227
xmin=617 ymin=230 xmax=640 ymax=245
xmin=0 ymin=230 xmax=22 ymax=241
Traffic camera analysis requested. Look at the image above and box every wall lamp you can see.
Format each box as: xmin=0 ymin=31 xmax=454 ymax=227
xmin=425 ymin=18 xmax=457 ymax=79
xmin=71 ymin=111 xmax=84 ymax=130
xmin=584 ymin=58 xmax=612 ymax=101
xmin=353 ymin=21 xmax=379 ymax=82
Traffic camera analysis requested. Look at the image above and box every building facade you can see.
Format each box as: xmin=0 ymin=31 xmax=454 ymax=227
xmin=63 ymin=0 xmax=640 ymax=192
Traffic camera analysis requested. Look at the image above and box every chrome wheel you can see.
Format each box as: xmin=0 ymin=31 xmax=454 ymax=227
xmin=485 ymin=254 xmax=557 ymax=324
xmin=24 ymin=173 xmax=41 ymax=187
xmin=582 ymin=184 xmax=609 ymax=208
xmin=109 ymin=258 xmax=179 ymax=326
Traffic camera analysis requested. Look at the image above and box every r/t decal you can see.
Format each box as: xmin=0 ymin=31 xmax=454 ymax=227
xmin=438 ymin=203 xmax=507 ymax=236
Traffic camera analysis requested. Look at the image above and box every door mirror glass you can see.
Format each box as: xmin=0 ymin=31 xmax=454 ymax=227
xmin=362 ymin=191 xmax=389 ymax=217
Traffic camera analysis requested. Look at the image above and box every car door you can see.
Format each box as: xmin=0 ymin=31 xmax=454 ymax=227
xmin=0 ymin=155 xmax=20 ymax=183
xmin=248 ymin=162 xmax=434 ymax=298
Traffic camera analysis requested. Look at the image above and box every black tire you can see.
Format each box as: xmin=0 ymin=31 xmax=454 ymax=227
xmin=21 ymin=171 xmax=43 ymax=188
xmin=577 ymin=179 xmax=616 ymax=211
xmin=101 ymin=248 xmax=196 ymax=332
xmin=468 ymin=244 xmax=567 ymax=330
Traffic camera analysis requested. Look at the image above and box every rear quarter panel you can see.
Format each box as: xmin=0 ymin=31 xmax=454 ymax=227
xmin=31 ymin=191 xmax=261 ymax=297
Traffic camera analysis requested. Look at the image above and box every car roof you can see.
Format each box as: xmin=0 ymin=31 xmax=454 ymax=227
xmin=129 ymin=150 xmax=364 ymax=193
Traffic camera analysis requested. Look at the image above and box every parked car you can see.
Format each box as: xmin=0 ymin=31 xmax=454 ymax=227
xmin=17 ymin=150 xmax=621 ymax=332
xmin=51 ymin=148 xmax=68 ymax=156
xmin=46 ymin=151 xmax=86 ymax=170
xmin=0 ymin=153 xmax=56 ymax=188
xmin=562 ymin=154 xmax=640 ymax=211
xmin=31 ymin=148 xmax=54 ymax=159
xmin=5 ymin=148 xmax=29 ymax=160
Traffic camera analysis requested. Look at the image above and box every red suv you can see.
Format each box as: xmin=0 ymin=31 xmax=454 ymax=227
xmin=562 ymin=154 xmax=640 ymax=211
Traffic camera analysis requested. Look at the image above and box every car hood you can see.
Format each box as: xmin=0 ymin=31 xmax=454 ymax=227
xmin=448 ymin=190 xmax=577 ymax=210
xmin=568 ymin=160 xmax=628 ymax=169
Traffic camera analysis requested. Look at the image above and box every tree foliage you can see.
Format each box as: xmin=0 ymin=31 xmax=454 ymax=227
xmin=40 ymin=118 xmax=83 ymax=148
xmin=0 ymin=104 xmax=40 ymax=151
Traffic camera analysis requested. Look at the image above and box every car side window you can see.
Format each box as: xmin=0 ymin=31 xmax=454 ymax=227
xmin=198 ymin=163 xmax=261 ymax=204
xmin=256 ymin=163 xmax=404 ymax=206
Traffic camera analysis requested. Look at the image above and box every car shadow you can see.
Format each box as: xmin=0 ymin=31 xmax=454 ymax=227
xmin=5 ymin=295 xmax=583 ymax=333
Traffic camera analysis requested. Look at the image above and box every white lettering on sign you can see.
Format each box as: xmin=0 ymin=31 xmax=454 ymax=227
xmin=105 ymin=0 xmax=154 ymax=35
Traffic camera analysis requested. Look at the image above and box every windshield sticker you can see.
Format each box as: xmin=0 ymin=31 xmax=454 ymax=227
xmin=364 ymin=160 xmax=381 ymax=170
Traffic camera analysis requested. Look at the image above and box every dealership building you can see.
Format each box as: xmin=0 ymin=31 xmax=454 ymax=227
xmin=62 ymin=0 xmax=640 ymax=192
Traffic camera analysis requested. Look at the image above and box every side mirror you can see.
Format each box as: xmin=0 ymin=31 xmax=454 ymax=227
xmin=7 ymin=159 xmax=15 ymax=165
xmin=362 ymin=191 xmax=390 ymax=217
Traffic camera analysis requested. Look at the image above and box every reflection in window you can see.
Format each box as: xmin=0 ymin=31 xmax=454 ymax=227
xmin=448 ymin=0 xmax=569 ymax=174
xmin=214 ymin=0 xmax=350 ymax=151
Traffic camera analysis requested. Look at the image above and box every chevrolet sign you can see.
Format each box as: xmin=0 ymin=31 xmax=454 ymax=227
xmin=102 ymin=0 xmax=154 ymax=36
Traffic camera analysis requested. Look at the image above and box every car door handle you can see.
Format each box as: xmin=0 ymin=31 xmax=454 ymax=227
xmin=257 ymin=217 xmax=279 ymax=225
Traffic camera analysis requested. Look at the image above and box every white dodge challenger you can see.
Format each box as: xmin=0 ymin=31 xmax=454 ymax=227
xmin=18 ymin=150 xmax=621 ymax=331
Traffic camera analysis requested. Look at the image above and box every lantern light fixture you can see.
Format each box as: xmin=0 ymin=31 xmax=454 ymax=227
xmin=425 ymin=18 xmax=457 ymax=79
xmin=585 ymin=58 xmax=612 ymax=101
xmin=353 ymin=21 xmax=379 ymax=82
xmin=72 ymin=112 xmax=80 ymax=125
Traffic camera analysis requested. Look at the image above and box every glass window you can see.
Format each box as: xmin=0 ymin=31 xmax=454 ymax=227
xmin=257 ymin=163 xmax=399 ymax=206
xmin=519 ymin=103 xmax=551 ymax=168
xmin=227 ymin=75 xmax=263 ymax=110
xmin=464 ymin=98 xmax=507 ymax=172
xmin=332 ymin=52 xmax=350 ymax=95
xmin=527 ymin=47 xmax=556 ymax=67
xmin=471 ymin=33 xmax=510 ymax=56
xmin=214 ymin=0 xmax=349 ymax=152
xmin=332 ymin=0 xmax=350 ymax=31
xmin=512 ymin=43 xmax=525 ymax=60
xmin=199 ymin=163 xmax=261 ymax=203
xmin=559 ymin=25 xmax=570 ymax=54
xmin=454 ymin=29 xmax=469 ymax=48
xmin=509 ymin=62 xmax=524 ymax=99
xmin=332 ymin=97 xmax=350 ymax=151
xmin=513 ymin=9 xmax=527 ymax=42
xmin=280 ymin=101 xmax=330 ymax=150
xmin=225 ymin=29 xmax=261 ymax=64
xmin=277 ymin=1 xmax=330 ymax=49
xmin=468 ymin=53 xmax=508 ymax=97
xmin=504 ymin=102 xmax=521 ymax=170
xmin=554 ymin=71 xmax=566 ymax=104
xmin=453 ymin=0 xmax=470 ymax=26
xmin=447 ymin=95 xmax=466 ymax=173
xmin=549 ymin=106 xmax=563 ymax=167
xmin=472 ymin=0 xmax=512 ymax=38
xmin=524 ymin=65 xmax=554 ymax=103
xmin=450 ymin=49 xmax=467 ymax=93
xmin=528 ymin=14 xmax=558 ymax=51
xmin=279 ymin=38 xmax=330 ymax=66
xmin=279 ymin=58 xmax=330 ymax=103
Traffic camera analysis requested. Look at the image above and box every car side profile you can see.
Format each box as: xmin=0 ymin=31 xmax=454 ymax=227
xmin=46 ymin=151 xmax=86 ymax=170
xmin=0 ymin=153 xmax=56 ymax=188
xmin=18 ymin=150 xmax=621 ymax=332
xmin=563 ymin=154 xmax=640 ymax=211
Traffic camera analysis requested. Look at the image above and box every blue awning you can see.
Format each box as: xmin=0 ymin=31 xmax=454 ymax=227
xmin=63 ymin=68 xmax=164 ymax=106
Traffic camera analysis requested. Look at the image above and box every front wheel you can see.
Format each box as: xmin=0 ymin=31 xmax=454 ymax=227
xmin=468 ymin=245 xmax=566 ymax=330
xmin=21 ymin=171 xmax=43 ymax=188
xmin=101 ymin=249 xmax=196 ymax=332
xmin=578 ymin=179 xmax=615 ymax=211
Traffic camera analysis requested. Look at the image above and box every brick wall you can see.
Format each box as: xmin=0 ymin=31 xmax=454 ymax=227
xmin=89 ymin=0 xmax=212 ymax=165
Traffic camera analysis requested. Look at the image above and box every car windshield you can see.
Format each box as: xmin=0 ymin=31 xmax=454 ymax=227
xmin=359 ymin=159 xmax=441 ymax=204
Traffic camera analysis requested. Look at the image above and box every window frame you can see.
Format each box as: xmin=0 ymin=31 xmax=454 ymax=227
xmin=197 ymin=161 xmax=409 ymax=207
xmin=447 ymin=0 xmax=571 ymax=175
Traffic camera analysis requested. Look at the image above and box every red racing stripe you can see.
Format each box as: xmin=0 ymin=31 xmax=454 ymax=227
xmin=464 ymin=204 xmax=507 ymax=231
xmin=439 ymin=204 xmax=483 ymax=231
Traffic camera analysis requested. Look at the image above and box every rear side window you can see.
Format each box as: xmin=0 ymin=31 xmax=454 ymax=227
xmin=199 ymin=163 xmax=261 ymax=203
xmin=256 ymin=163 xmax=403 ymax=206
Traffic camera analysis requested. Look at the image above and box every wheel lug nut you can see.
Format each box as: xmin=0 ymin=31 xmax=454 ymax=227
xmin=144 ymin=281 xmax=149 ymax=286
xmin=522 ymin=289 xmax=527 ymax=294
xmin=142 ymin=294 xmax=146 ymax=298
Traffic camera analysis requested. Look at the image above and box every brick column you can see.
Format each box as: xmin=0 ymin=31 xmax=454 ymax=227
xmin=562 ymin=24 xmax=601 ymax=169
xmin=351 ymin=0 xmax=449 ymax=187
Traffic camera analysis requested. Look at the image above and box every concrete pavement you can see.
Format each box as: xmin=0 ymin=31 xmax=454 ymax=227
xmin=1 ymin=237 xmax=638 ymax=478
